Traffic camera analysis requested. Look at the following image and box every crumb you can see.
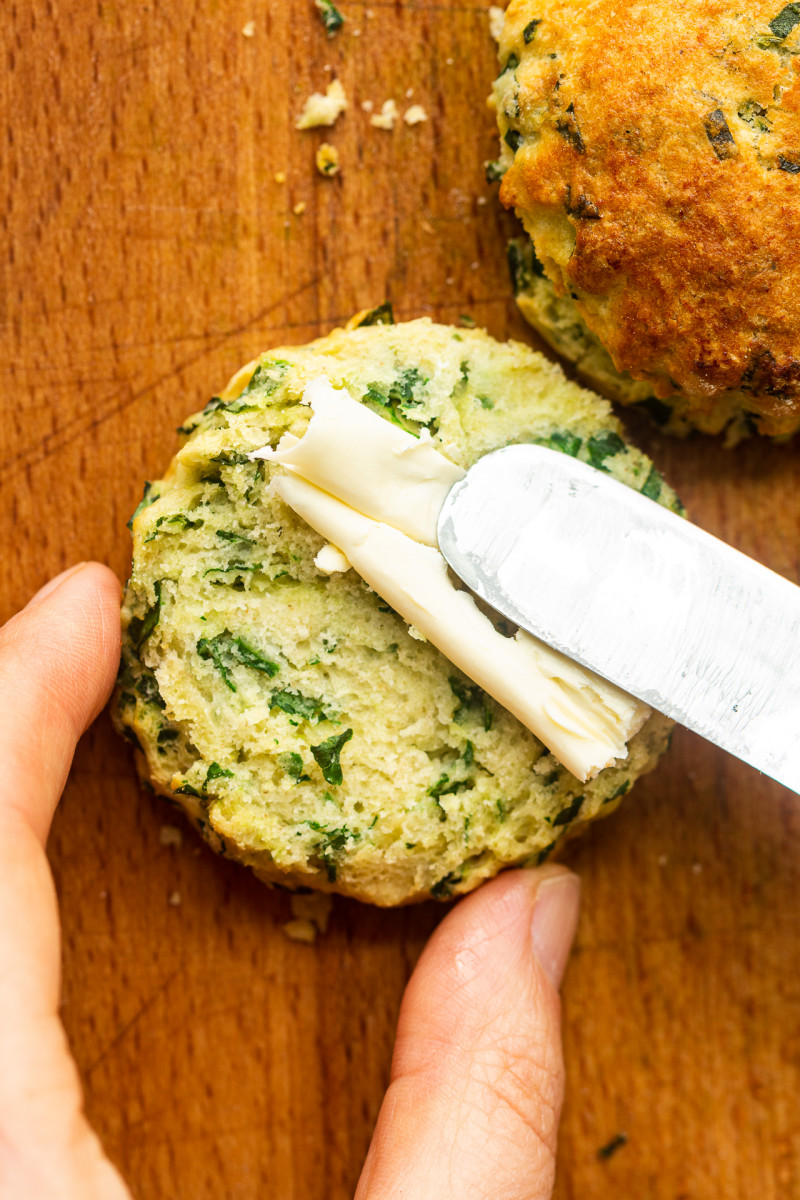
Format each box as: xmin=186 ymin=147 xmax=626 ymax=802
xmin=274 ymin=171 xmax=287 ymax=184
xmin=408 ymin=624 xmax=428 ymax=642
xmin=597 ymin=1133 xmax=628 ymax=1161
xmin=403 ymin=104 xmax=428 ymax=126
xmin=323 ymin=64 xmax=332 ymax=72
xmin=446 ymin=56 xmax=454 ymax=65
xmin=315 ymin=142 xmax=341 ymax=177
xmin=282 ymin=918 xmax=318 ymax=944
xmin=315 ymin=543 xmax=350 ymax=572
xmin=291 ymin=892 xmax=333 ymax=933
xmin=459 ymin=314 xmax=477 ymax=328
xmin=445 ymin=276 xmax=455 ymax=286
xmin=293 ymin=201 xmax=307 ymax=215
xmin=242 ymin=20 xmax=256 ymax=37
xmin=419 ymin=218 xmax=435 ymax=235
xmin=168 ymin=890 xmax=182 ymax=907
xmin=159 ymin=825 xmax=183 ymax=849
xmin=314 ymin=0 xmax=345 ymax=38
xmin=296 ymin=79 xmax=348 ymax=130
xmin=370 ymin=99 xmax=399 ymax=130
xmin=361 ymin=99 xmax=374 ymax=113
xmin=352 ymin=28 xmax=361 ymax=36
xmin=477 ymin=195 xmax=489 ymax=206
xmin=470 ymin=261 xmax=479 ymax=270
xmin=692 ymin=862 xmax=703 ymax=875
xmin=99 ymin=890 xmax=108 ymax=899
xmin=488 ymin=5 xmax=506 ymax=42
xmin=657 ymin=854 xmax=668 ymax=867
xmin=405 ymin=87 xmax=414 ymax=99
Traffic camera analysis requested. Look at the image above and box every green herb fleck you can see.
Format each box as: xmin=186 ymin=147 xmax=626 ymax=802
xmin=504 ymin=128 xmax=523 ymax=152
xmin=778 ymin=155 xmax=800 ymax=173
xmin=205 ymin=762 xmax=234 ymax=788
xmin=769 ymin=2 xmax=800 ymax=38
xmin=428 ymin=773 xmax=472 ymax=799
xmin=498 ymin=52 xmax=519 ymax=77
xmin=306 ymin=820 xmax=359 ymax=881
xmin=145 ymin=513 xmax=203 ymax=542
xmin=552 ymin=794 xmax=583 ymax=826
xmin=198 ymin=631 xmax=280 ymax=691
xmin=355 ymin=301 xmax=394 ymax=326
xmin=463 ymin=741 xmax=474 ymax=769
xmin=556 ymin=104 xmax=585 ymax=153
xmin=704 ymin=109 xmax=737 ymax=160
xmin=310 ymin=728 xmax=353 ymax=786
xmin=314 ymin=0 xmax=345 ymax=36
xmin=634 ymin=396 xmax=673 ymax=427
xmin=128 ymin=580 xmax=163 ymax=649
xmin=641 ymin=465 xmax=662 ymax=501
xmin=536 ymin=840 xmax=557 ymax=865
xmin=507 ymin=237 xmax=545 ymax=294
xmin=271 ymin=689 xmax=331 ymax=722
xmin=216 ymin=529 xmax=256 ymax=545
xmin=203 ymin=560 xmax=263 ymax=578
xmin=127 ymin=482 xmax=159 ymax=530
xmin=541 ymin=430 xmax=582 ymax=457
xmin=597 ymin=1133 xmax=628 ymax=1161
xmin=224 ymin=359 xmax=291 ymax=413
xmin=485 ymin=159 xmax=507 ymax=183
xmin=430 ymin=870 xmax=463 ymax=899
xmin=523 ymin=17 xmax=541 ymax=41
xmin=603 ymin=780 xmax=631 ymax=806
xmin=449 ymin=676 xmax=493 ymax=730
xmin=478 ymin=395 xmax=495 ymax=410
xmin=174 ymin=780 xmax=202 ymax=798
xmin=135 ymin=672 xmax=166 ymax=709
xmin=586 ymin=430 xmax=625 ymax=471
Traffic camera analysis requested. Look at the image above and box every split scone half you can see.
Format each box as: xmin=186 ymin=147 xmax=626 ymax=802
xmin=113 ymin=312 xmax=678 ymax=905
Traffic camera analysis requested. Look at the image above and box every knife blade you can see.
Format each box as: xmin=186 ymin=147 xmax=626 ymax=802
xmin=436 ymin=443 xmax=800 ymax=794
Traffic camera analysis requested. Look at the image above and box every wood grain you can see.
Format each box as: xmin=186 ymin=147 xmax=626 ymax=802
xmin=2 ymin=2 xmax=799 ymax=1197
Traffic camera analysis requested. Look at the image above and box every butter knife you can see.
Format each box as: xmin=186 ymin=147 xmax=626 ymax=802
xmin=437 ymin=443 xmax=800 ymax=794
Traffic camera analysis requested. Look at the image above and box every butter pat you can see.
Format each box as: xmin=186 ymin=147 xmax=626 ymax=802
xmin=274 ymin=473 xmax=649 ymax=781
xmin=251 ymin=377 xmax=464 ymax=546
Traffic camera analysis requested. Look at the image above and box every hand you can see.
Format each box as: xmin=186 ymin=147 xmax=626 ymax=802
xmin=0 ymin=565 xmax=580 ymax=1200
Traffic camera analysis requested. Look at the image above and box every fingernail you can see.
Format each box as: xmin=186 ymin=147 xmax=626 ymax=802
xmin=26 ymin=563 xmax=88 ymax=609
xmin=531 ymin=871 xmax=581 ymax=989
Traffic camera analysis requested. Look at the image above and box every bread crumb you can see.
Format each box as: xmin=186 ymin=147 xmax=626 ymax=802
xmin=370 ymin=99 xmax=398 ymax=131
xmin=488 ymin=5 xmax=506 ymax=42
xmin=405 ymin=87 xmax=414 ymax=99
xmin=315 ymin=143 xmax=341 ymax=177
xmin=274 ymin=171 xmax=287 ymax=184
xmin=314 ymin=543 xmax=350 ymax=572
xmin=446 ymin=56 xmax=454 ymax=65
xmin=159 ymin=825 xmax=183 ymax=849
xmin=692 ymin=862 xmax=703 ymax=875
xmin=282 ymin=918 xmax=317 ymax=944
xmin=408 ymin=624 xmax=427 ymax=642
xmin=477 ymin=195 xmax=489 ymax=206
xmin=361 ymin=99 xmax=374 ymax=113
xmin=296 ymin=79 xmax=348 ymax=130
xmin=168 ymin=890 xmax=182 ymax=907
xmin=315 ymin=0 xmax=345 ymax=38
xmin=657 ymin=854 xmax=668 ymax=867
xmin=242 ymin=19 xmax=256 ymax=37
xmin=291 ymin=892 xmax=333 ymax=933
xmin=404 ymin=105 xmax=428 ymax=127
xmin=293 ymin=201 xmax=307 ymax=215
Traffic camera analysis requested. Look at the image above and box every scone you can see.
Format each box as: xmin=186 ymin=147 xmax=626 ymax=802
xmin=113 ymin=313 xmax=676 ymax=905
xmin=491 ymin=0 xmax=800 ymax=439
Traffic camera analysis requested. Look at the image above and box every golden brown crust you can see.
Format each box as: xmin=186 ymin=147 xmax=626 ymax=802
xmin=497 ymin=0 xmax=800 ymax=434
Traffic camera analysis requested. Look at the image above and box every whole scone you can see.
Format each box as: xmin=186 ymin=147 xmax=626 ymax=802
xmin=113 ymin=313 xmax=676 ymax=906
xmin=492 ymin=0 xmax=800 ymax=438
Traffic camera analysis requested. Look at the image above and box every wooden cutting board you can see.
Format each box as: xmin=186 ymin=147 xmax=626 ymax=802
xmin=2 ymin=2 xmax=799 ymax=1196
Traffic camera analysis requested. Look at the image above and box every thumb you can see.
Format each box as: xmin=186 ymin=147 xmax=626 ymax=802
xmin=355 ymin=866 xmax=581 ymax=1200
